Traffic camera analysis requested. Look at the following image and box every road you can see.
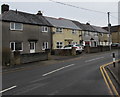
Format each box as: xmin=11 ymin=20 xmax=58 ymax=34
xmin=1 ymin=51 xmax=119 ymax=95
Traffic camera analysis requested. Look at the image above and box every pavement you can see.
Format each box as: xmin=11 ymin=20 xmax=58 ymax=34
xmin=106 ymin=61 xmax=120 ymax=94
xmin=2 ymin=50 xmax=120 ymax=95
xmin=107 ymin=61 xmax=120 ymax=84
xmin=2 ymin=54 xmax=82 ymax=72
xmin=2 ymin=50 xmax=116 ymax=71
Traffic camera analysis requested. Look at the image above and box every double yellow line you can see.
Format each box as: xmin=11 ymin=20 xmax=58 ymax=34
xmin=100 ymin=60 xmax=120 ymax=96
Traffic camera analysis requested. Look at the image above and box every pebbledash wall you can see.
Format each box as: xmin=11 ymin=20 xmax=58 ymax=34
xmin=2 ymin=21 xmax=51 ymax=65
xmin=1 ymin=4 xmax=52 ymax=66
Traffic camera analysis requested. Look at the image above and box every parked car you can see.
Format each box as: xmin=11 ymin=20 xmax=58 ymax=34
xmin=62 ymin=44 xmax=83 ymax=54
xmin=111 ymin=43 xmax=120 ymax=47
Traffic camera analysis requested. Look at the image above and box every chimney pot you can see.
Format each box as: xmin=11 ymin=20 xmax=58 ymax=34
xmin=86 ymin=22 xmax=90 ymax=25
xmin=1 ymin=4 xmax=9 ymax=14
xmin=37 ymin=11 xmax=42 ymax=15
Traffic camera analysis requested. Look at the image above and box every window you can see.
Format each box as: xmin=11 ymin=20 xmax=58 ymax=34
xmin=84 ymin=31 xmax=90 ymax=36
xmin=100 ymin=33 xmax=103 ymax=36
xmin=10 ymin=42 xmax=23 ymax=51
xmin=94 ymin=33 xmax=98 ymax=36
xmin=72 ymin=30 xmax=77 ymax=34
xmin=56 ymin=28 xmax=63 ymax=33
xmin=30 ymin=42 xmax=35 ymax=50
xmin=10 ymin=22 xmax=23 ymax=30
xmin=107 ymin=34 xmax=110 ymax=37
xmin=56 ymin=42 xmax=63 ymax=48
xmin=42 ymin=42 xmax=48 ymax=50
xmin=91 ymin=41 xmax=97 ymax=47
xmin=42 ymin=26 xmax=48 ymax=32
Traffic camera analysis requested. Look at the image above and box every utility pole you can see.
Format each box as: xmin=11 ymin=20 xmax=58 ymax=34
xmin=107 ymin=12 xmax=111 ymax=51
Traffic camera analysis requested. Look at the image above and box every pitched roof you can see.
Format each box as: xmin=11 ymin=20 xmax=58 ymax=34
xmin=72 ymin=20 xmax=108 ymax=33
xmin=72 ymin=20 xmax=96 ymax=32
xmin=92 ymin=26 xmax=108 ymax=33
xmin=45 ymin=17 xmax=81 ymax=30
xmin=1 ymin=10 xmax=52 ymax=26
xmin=103 ymin=25 xmax=120 ymax=32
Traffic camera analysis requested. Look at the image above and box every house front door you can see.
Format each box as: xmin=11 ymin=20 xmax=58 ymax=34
xmin=30 ymin=42 xmax=35 ymax=53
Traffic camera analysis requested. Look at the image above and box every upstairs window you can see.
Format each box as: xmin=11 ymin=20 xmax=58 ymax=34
xmin=10 ymin=42 xmax=23 ymax=51
xmin=84 ymin=31 xmax=90 ymax=36
xmin=100 ymin=33 xmax=103 ymax=36
xmin=42 ymin=26 xmax=48 ymax=32
xmin=56 ymin=28 xmax=63 ymax=33
xmin=10 ymin=22 xmax=23 ymax=30
xmin=94 ymin=33 xmax=98 ymax=36
xmin=72 ymin=30 xmax=77 ymax=34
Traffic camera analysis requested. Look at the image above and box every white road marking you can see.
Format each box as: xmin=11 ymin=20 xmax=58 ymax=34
xmin=42 ymin=64 xmax=75 ymax=76
xmin=0 ymin=86 xmax=17 ymax=93
xmin=85 ymin=57 xmax=104 ymax=63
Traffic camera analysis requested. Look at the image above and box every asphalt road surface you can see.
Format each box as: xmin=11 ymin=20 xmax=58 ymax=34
xmin=1 ymin=51 xmax=119 ymax=95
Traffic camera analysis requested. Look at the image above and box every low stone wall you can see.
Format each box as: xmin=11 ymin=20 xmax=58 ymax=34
xmin=2 ymin=48 xmax=11 ymax=66
xmin=20 ymin=52 xmax=48 ymax=64
xmin=2 ymin=50 xmax=49 ymax=66
xmin=51 ymin=48 xmax=76 ymax=56
xmin=84 ymin=46 xmax=110 ymax=53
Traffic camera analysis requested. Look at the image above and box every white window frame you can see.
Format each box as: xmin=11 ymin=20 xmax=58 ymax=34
xmin=42 ymin=26 xmax=48 ymax=32
xmin=56 ymin=28 xmax=63 ymax=33
xmin=42 ymin=42 xmax=49 ymax=50
xmin=10 ymin=22 xmax=23 ymax=31
xmin=107 ymin=34 xmax=110 ymax=37
xmin=84 ymin=31 xmax=90 ymax=36
xmin=94 ymin=33 xmax=98 ymax=36
xmin=56 ymin=42 xmax=63 ymax=49
xmin=100 ymin=33 xmax=103 ymax=36
xmin=72 ymin=30 xmax=77 ymax=34
xmin=10 ymin=42 xmax=23 ymax=51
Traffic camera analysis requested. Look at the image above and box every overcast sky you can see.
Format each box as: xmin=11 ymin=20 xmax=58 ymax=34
xmin=0 ymin=0 xmax=119 ymax=27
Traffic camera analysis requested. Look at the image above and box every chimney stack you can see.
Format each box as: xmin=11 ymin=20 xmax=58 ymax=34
xmin=86 ymin=22 xmax=90 ymax=25
xmin=37 ymin=11 xmax=43 ymax=15
xmin=1 ymin=4 xmax=9 ymax=14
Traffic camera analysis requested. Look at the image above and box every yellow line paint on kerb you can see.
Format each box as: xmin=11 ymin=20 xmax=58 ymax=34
xmin=100 ymin=59 xmax=120 ymax=96
xmin=100 ymin=66 xmax=113 ymax=95
xmin=102 ymin=67 xmax=119 ymax=96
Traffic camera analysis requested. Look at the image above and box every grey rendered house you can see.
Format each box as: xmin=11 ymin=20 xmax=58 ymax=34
xmin=72 ymin=21 xmax=99 ymax=47
xmin=1 ymin=4 xmax=52 ymax=54
xmin=72 ymin=20 xmax=109 ymax=47
xmin=92 ymin=26 xmax=110 ymax=46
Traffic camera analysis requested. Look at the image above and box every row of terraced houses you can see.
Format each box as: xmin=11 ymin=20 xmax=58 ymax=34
xmin=1 ymin=4 xmax=120 ymax=61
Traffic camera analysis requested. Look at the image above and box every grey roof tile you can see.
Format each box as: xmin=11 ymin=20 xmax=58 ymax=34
xmin=45 ymin=17 xmax=81 ymax=30
xmin=103 ymin=25 xmax=120 ymax=32
xmin=72 ymin=20 xmax=108 ymax=33
xmin=1 ymin=10 xmax=52 ymax=26
xmin=92 ymin=26 xmax=108 ymax=33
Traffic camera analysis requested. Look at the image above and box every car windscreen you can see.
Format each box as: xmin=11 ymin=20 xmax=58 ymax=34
xmin=64 ymin=45 xmax=73 ymax=48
